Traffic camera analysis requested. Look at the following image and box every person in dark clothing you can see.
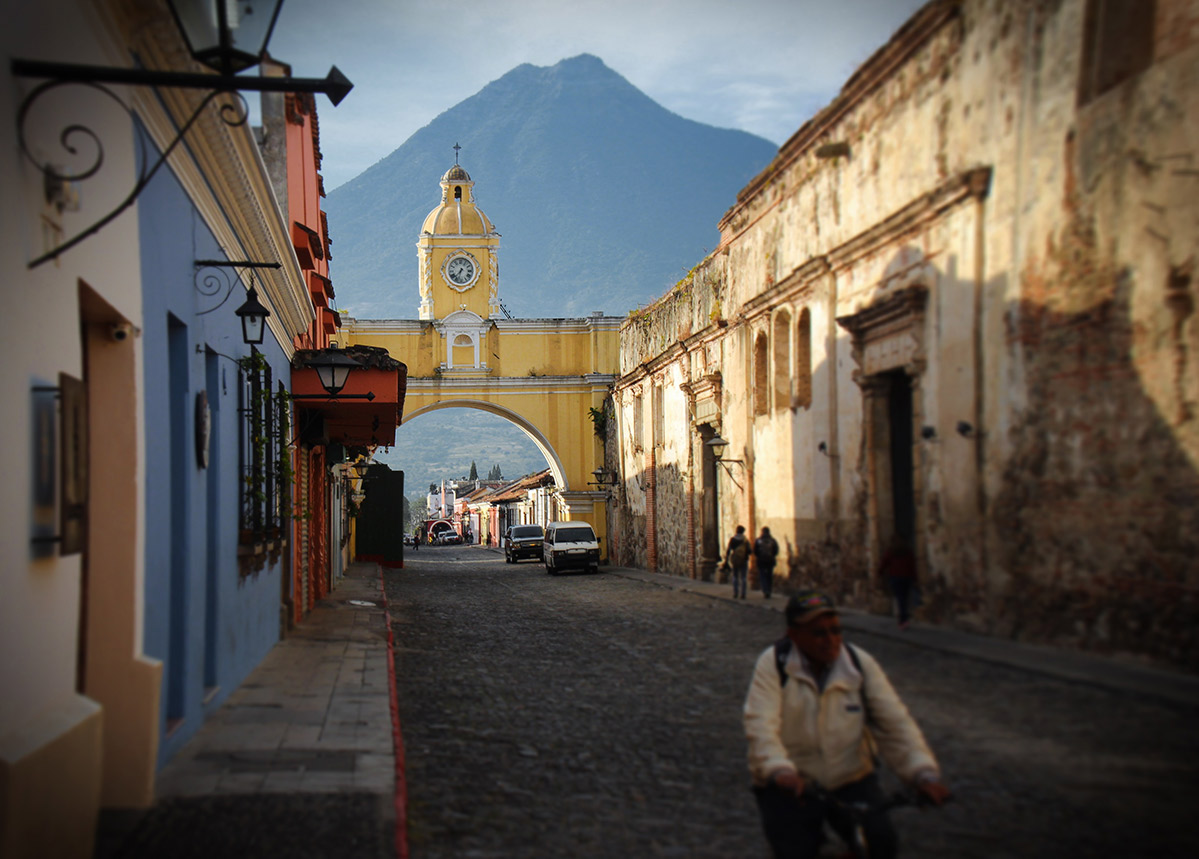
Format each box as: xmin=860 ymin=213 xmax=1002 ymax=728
xmin=724 ymin=525 xmax=750 ymax=599
xmin=754 ymin=527 xmax=780 ymax=599
xmin=878 ymin=534 xmax=917 ymax=629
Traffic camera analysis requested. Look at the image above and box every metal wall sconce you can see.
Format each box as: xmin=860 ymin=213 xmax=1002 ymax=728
xmin=234 ymin=285 xmax=271 ymax=346
xmin=706 ymin=435 xmax=744 ymax=468
xmin=291 ymin=350 xmax=376 ymax=401
xmin=921 ymin=426 xmax=937 ymax=440
xmin=12 ymin=0 xmax=354 ymax=268
xmin=588 ymin=467 xmax=617 ymax=487
xmin=956 ymin=421 xmax=980 ymax=438
xmin=818 ymin=441 xmax=830 ymax=456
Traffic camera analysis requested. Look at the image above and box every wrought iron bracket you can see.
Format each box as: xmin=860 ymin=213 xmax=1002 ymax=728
xmin=11 ymin=59 xmax=351 ymax=269
xmin=291 ymin=393 xmax=377 ymax=401
xmin=195 ymin=259 xmax=281 ymax=315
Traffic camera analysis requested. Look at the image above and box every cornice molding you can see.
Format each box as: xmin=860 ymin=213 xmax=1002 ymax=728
xmin=110 ymin=1 xmax=313 ymax=354
xmin=739 ymin=166 xmax=991 ymax=326
xmin=720 ymin=0 xmax=964 ymax=232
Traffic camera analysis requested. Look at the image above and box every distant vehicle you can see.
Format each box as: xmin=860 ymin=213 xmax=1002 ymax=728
xmin=542 ymin=521 xmax=601 ymax=574
xmin=436 ymin=531 xmax=462 ymax=545
xmin=505 ymin=524 xmax=545 ymax=564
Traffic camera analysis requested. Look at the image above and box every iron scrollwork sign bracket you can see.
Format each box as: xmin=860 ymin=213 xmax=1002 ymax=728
xmin=10 ymin=58 xmax=351 ymax=270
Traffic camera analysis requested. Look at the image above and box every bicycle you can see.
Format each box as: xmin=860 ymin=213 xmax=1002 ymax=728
xmin=805 ymin=782 xmax=945 ymax=859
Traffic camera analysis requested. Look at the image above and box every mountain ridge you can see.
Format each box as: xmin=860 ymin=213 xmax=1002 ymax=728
xmin=325 ymin=54 xmax=777 ymax=319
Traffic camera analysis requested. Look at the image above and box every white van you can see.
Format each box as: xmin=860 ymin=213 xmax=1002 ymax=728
xmin=542 ymin=521 xmax=601 ymax=574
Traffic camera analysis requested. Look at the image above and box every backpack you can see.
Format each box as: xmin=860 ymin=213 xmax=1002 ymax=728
xmin=773 ymin=637 xmax=870 ymax=721
xmin=730 ymin=537 xmax=749 ymax=564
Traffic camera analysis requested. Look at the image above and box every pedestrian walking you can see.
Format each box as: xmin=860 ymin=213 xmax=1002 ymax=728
xmin=754 ymin=526 xmax=780 ymax=599
xmin=878 ymin=534 xmax=917 ymax=630
xmin=723 ymin=525 xmax=750 ymax=599
xmin=743 ymin=590 xmax=950 ymax=858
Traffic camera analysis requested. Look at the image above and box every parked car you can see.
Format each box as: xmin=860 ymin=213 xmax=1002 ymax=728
xmin=542 ymin=521 xmax=601 ymax=574
xmin=505 ymin=524 xmax=545 ymax=564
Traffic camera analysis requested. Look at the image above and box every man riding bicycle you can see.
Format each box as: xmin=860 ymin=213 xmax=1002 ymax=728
xmin=743 ymin=590 xmax=950 ymax=858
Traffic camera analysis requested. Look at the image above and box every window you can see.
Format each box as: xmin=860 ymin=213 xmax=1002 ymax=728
xmin=1078 ymin=0 xmax=1156 ymax=104
xmin=754 ymin=332 xmax=769 ymax=416
xmin=773 ymin=310 xmax=791 ymax=413
xmin=796 ymin=308 xmax=812 ymax=409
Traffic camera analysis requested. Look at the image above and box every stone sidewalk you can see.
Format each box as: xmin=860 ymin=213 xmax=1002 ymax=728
xmin=95 ymin=561 xmax=397 ymax=859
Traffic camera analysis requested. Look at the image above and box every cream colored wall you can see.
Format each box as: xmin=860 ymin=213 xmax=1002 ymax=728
xmin=614 ymin=0 xmax=1199 ymax=662
xmin=1 ymin=2 xmax=149 ymax=854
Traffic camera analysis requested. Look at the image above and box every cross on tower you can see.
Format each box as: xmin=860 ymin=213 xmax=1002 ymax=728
xmin=453 ymin=142 xmax=461 ymax=164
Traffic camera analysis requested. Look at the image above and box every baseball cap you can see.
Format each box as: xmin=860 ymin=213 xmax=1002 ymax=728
xmin=786 ymin=590 xmax=837 ymax=626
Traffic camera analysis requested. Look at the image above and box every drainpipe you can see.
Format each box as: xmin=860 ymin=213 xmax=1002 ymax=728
xmin=970 ymin=169 xmax=992 ymax=599
xmin=824 ymin=263 xmax=841 ymax=542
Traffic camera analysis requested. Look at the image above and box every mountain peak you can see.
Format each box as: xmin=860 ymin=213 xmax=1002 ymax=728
xmin=326 ymin=57 xmax=776 ymax=318
xmin=553 ymin=53 xmax=608 ymax=70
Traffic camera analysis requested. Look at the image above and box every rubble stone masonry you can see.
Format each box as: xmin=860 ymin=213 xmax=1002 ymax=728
xmin=611 ymin=0 xmax=1199 ymax=670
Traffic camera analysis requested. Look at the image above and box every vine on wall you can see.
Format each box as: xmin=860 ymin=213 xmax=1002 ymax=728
xmin=238 ymin=353 xmax=298 ymax=572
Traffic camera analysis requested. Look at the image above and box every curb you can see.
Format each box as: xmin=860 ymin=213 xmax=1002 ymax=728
xmin=378 ymin=564 xmax=409 ymax=859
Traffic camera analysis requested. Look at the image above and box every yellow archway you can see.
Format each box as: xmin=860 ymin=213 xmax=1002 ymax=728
xmin=403 ymin=399 xmax=569 ymax=488
xmin=340 ymin=160 xmax=623 ymax=536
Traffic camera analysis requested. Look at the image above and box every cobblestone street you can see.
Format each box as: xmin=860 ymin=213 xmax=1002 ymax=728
xmin=385 ymin=548 xmax=1199 ymax=859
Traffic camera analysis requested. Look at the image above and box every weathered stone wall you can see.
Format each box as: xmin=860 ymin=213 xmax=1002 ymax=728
xmin=610 ymin=0 xmax=1199 ymax=670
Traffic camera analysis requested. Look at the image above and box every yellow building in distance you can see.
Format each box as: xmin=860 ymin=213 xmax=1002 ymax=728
xmin=340 ymin=162 xmax=622 ymax=534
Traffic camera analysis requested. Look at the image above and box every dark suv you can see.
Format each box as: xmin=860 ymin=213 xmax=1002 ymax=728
xmin=505 ymin=524 xmax=545 ymax=563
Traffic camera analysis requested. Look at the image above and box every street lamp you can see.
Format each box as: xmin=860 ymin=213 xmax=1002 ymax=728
xmin=168 ymin=0 xmax=285 ymax=77
xmin=589 ymin=467 xmax=616 ymax=487
xmin=234 ymin=285 xmax=271 ymax=346
xmin=311 ymin=351 xmax=361 ymax=397
xmin=706 ymin=435 xmax=744 ymax=468
xmin=290 ymin=349 xmax=376 ymax=401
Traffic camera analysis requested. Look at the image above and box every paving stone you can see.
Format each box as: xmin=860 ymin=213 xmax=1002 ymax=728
xmin=385 ymin=548 xmax=1199 ymax=859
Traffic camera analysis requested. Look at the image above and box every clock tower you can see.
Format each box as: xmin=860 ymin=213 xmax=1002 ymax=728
xmin=417 ymin=162 xmax=502 ymax=322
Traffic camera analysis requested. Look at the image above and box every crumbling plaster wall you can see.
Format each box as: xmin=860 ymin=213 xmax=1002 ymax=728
xmin=614 ymin=0 xmax=1199 ymax=667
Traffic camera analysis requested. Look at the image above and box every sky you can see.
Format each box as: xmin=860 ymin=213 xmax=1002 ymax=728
xmin=266 ymin=0 xmax=930 ymax=191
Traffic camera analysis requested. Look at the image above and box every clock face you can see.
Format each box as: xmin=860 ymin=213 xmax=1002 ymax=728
xmin=446 ymin=256 xmax=476 ymax=286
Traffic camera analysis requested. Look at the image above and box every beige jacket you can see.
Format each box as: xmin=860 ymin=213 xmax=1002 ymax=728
xmin=743 ymin=641 xmax=939 ymax=789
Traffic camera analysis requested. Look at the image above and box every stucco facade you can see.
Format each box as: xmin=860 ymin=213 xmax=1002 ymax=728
xmin=612 ymin=0 xmax=1199 ymax=668
xmin=1 ymin=2 xmax=361 ymax=855
xmin=343 ymin=165 xmax=621 ymax=535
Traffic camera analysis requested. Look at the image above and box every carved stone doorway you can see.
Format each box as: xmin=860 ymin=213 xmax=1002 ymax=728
xmin=837 ymin=284 xmax=928 ymax=567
